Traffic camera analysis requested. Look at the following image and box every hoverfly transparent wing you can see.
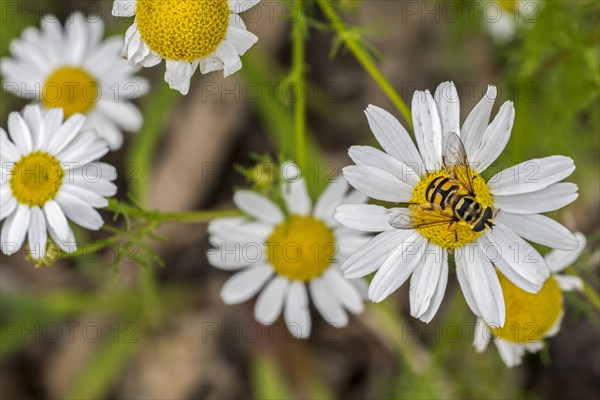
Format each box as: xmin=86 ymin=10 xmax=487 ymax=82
xmin=389 ymin=204 xmax=456 ymax=230
xmin=443 ymin=132 xmax=476 ymax=196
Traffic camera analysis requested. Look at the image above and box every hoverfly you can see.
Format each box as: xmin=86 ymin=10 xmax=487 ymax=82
xmin=389 ymin=132 xmax=495 ymax=237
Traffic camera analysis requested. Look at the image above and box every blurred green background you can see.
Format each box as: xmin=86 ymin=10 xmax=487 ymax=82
xmin=1 ymin=1 xmax=599 ymax=399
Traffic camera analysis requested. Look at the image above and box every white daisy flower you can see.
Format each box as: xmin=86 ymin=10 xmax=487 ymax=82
xmin=484 ymin=1 xmax=540 ymax=42
xmin=208 ymin=163 xmax=370 ymax=339
xmin=474 ymin=233 xmax=586 ymax=367
xmin=1 ymin=105 xmax=116 ymax=258
xmin=112 ymin=0 xmax=260 ymax=95
xmin=335 ymin=81 xmax=579 ymax=327
xmin=0 ymin=12 xmax=148 ymax=150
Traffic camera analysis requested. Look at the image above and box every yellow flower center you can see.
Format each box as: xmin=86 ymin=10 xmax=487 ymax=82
xmin=410 ymin=169 xmax=493 ymax=249
xmin=135 ymin=0 xmax=231 ymax=62
xmin=266 ymin=215 xmax=335 ymax=282
xmin=10 ymin=152 xmax=64 ymax=207
xmin=42 ymin=66 xmax=98 ymax=118
xmin=490 ymin=272 xmax=563 ymax=343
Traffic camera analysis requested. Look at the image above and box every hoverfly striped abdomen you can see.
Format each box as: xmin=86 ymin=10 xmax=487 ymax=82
xmin=425 ymin=176 xmax=460 ymax=209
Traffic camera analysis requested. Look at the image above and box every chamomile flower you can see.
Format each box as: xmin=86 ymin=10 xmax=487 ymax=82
xmin=208 ymin=163 xmax=369 ymax=338
xmin=484 ymin=1 xmax=540 ymax=42
xmin=474 ymin=233 xmax=586 ymax=367
xmin=113 ymin=0 xmax=260 ymax=95
xmin=335 ymin=81 xmax=579 ymax=327
xmin=0 ymin=12 xmax=148 ymax=150
xmin=1 ymin=105 xmax=116 ymax=258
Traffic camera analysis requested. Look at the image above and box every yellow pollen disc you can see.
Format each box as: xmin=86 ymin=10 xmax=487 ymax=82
xmin=490 ymin=272 xmax=563 ymax=343
xmin=410 ymin=169 xmax=493 ymax=249
xmin=42 ymin=66 xmax=98 ymax=118
xmin=10 ymin=152 xmax=64 ymax=207
xmin=135 ymin=0 xmax=231 ymax=62
xmin=266 ymin=215 xmax=335 ymax=282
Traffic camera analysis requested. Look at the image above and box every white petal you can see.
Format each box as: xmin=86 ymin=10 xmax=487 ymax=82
xmin=493 ymin=183 xmax=578 ymax=214
xmin=215 ymin=41 xmax=242 ymax=77
xmin=284 ymin=282 xmax=312 ymax=339
xmin=57 ymin=130 xmax=109 ymax=166
xmin=207 ymin=242 xmax=262 ymax=270
xmin=544 ymin=232 xmax=586 ymax=273
xmin=434 ymin=81 xmax=460 ymax=140
xmin=323 ymin=268 xmax=365 ymax=314
xmin=27 ymin=206 xmax=47 ymax=259
xmin=335 ymin=204 xmax=397 ymax=232
xmin=1 ymin=128 xmax=21 ymax=162
xmin=470 ymin=101 xmax=515 ymax=172
xmin=209 ymin=217 xmax=272 ymax=243
xmin=65 ymin=12 xmax=88 ymax=64
xmin=348 ymin=146 xmax=420 ymax=186
xmin=341 ymin=229 xmax=414 ymax=279
xmin=343 ymin=165 xmax=413 ymax=203
xmin=43 ymin=200 xmax=69 ymax=241
xmin=461 ymin=85 xmax=497 ymax=156
xmin=412 ymin=90 xmax=443 ymax=172
xmin=495 ymin=340 xmax=525 ymax=368
xmin=1 ymin=204 xmax=30 ymax=255
xmin=48 ymin=221 xmax=77 ymax=253
xmin=164 ymin=60 xmax=198 ymax=95
xmin=314 ymin=177 xmax=349 ymax=221
xmin=22 ymin=105 xmax=44 ymax=150
xmin=554 ymin=274 xmax=584 ymax=292
xmin=254 ymin=276 xmax=289 ymax=324
xmin=60 ymin=184 xmax=108 ymax=208
xmin=495 ymin=212 xmax=579 ymax=251
xmin=0 ymin=189 xmax=17 ymax=221
xmin=368 ymin=233 xmax=427 ymax=302
xmin=481 ymin=223 xmax=549 ymax=293
xmin=96 ymin=100 xmax=143 ymax=132
xmin=199 ymin=55 xmax=224 ymax=75
xmin=233 ymin=191 xmax=284 ymax=225
xmin=488 ymin=156 xmax=576 ymax=196
xmin=409 ymin=242 xmax=448 ymax=322
xmin=55 ymin=191 xmax=104 ymax=230
xmin=456 ymin=256 xmax=481 ymax=316
xmin=228 ymin=0 xmax=261 ymax=14
xmin=41 ymin=109 xmax=64 ymax=149
xmin=47 ymin=114 xmax=86 ymax=155
xmin=282 ymin=178 xmax=311 ymax=216
xmin=473 ymin=319 xmax=490 ymax=352
xmin=309 ymin=276 xmax=348 ymax=328
xmin=457 ymin=244 xmax=505 ymax=327
xmin=8 ymin=112 xmax=33 ymax=154
xmin=112 ymin=0 xmax=136 ymax=17
xmin=225 ymin=23 xmax=258 ymax=55
xmin=220 ymin=264 xmax=274 ymax=304
xmin=364 ymin=105 xmax=423 ymax=175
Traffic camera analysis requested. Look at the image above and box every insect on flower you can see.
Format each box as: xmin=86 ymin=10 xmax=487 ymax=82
xmin=389 ymin=132 xmax=497 ymax=240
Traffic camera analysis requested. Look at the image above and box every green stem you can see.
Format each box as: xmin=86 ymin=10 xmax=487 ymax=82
xmin=292 ymin=0 xmax=308 ymax=173
xmin=317 ymin=0 xmax=412 ymax=126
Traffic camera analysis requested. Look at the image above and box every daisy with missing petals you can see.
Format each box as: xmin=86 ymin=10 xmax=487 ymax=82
xmin=1 ymin=105 xmax=116 ymax=259
xmin=0 ymin=12 xmax=148 ymax=150
xmin=335 ymin=81 xmax=579 ymax=327
xmin=113 ymin=0 xmax=260 ymax=95
xmin=474 ymin=233 xmax=586 ymax=367
xmin=208 ymin=163 xmax=369 ymax=339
